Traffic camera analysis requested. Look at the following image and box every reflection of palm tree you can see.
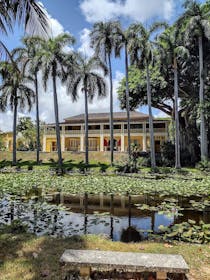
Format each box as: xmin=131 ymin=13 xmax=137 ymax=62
xmin=0 ymin=52 xmax=35 ymax=165
xmin=65 ymin=54 xmax=108 ymax=165
xmin=90 ymin=21 xmax=122 ymax=165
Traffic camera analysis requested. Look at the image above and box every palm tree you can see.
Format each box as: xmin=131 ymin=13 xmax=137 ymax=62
xmin=128 ymin=22 xmax=167 ymax=169
xmin=0 ymin=1 xmax=49 ymax=58
xmin=179 ymin=0 xmax=210 ymax=160
xmin=66 ymin=54 xmax=108 ymax=165
xmin=36 ymin=33 xmax=75 ymax=170
xmin=15 ymin=36 xmax=43 ymax=164
xmin=90 ymin=21 xmax=122 ymax=165
xmin=1 ymin=0 xmax=48 ymax=35
xmin=0 ymin=53 xmax=35 ymax=165
xmin=158 ymin=28 xmax=189 ymax=169
xmin=115 ymin=24 xmax=132 ymax=159
xmin=0 ymin=1 xmax=12 ymax=35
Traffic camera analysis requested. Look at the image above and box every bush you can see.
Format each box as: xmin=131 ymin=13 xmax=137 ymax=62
xmin=196 ymin=160 xmax=210 ymax=172
xmin=161 ymin=141 xmax=175 ymax=167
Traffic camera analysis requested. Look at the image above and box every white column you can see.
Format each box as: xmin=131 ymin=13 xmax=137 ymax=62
xmin=80 ymin=125 xmax=84 ymax=152
xmin=100 ymin=124 xmax=104 ymax=151
xmin=61 ymin=135 xmax=65 ymax=152
xmin=43 ymin=135 xmax=46 ymax=152
xmin=80 ymin=136 xmax=84 ymax=152
xmin=143 ymin=122 xmax=147 ymax=151
xmin=121 ymin=134 xmax=125 ymax=152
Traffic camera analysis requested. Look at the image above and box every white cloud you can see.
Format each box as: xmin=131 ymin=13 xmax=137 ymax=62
xmin=78 ymin=28 xmax=94 ymax=57
xmin=38 ymin=70 xmax=124 ymax=124
xmin=0 ymin=3 xmax=126 ymax=132
xmin=80 ymin=0 xmax=175 ymax=23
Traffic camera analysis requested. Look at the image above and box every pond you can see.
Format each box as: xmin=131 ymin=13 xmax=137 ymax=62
xmin=0 ymin=193 xmax=209 ymax=242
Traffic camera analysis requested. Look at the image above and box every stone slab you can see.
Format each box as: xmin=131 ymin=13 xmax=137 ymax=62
xmin=60 ymin=250 xmax=189 ymax=273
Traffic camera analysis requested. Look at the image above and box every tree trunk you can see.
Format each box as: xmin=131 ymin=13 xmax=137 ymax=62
xmin=125 ymin=43 xmax=131 ymax=159
xmin=198 ymin=36 xmax=208 ymax=160
xmin=84 ymin=84 xmax=89 ymax=165
xmin=52 ymin=69 xmax=62 ymax=171
xmin=146 ymin=64 xmax=156 ymax=168
xmin=12 ymin=94 xmax=17 ymax=165
xmin=174 ymin=58 xmax=181 ymax=169
xmin=108 ymin=53 xmax=114 ymax=165
xmin=35 ymin=72 xmax=40 ymax=164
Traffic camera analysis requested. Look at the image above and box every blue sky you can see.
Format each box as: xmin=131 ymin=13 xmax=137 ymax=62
xmin=0 ymin=0 xmax=205 ymax=131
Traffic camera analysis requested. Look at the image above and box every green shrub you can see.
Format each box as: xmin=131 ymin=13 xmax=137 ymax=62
xmin=196 ymin=160 xmax=210 ymax=171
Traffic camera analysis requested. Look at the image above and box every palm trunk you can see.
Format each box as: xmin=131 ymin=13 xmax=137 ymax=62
xmin=108 ymin=53 xmax=114 ymax=165
xmin=52 ymin=69 xmax=62 ymax=170
xmin=198 ymin=36 xmax=208 ymax=160
xmin=146 ymin=64 xmax=156 ymax=168
xmin=125 ymin=43 xmax=131 ymax=159
xmin=12 ymin=94 xmax=17 ymax=165
xmin=84 ymin=85 xmax=89 ymax=165
xmin=35 ymin=72 xmax=40 ymax=164
xmin=174 ymin=58 xmax=181 ymax=169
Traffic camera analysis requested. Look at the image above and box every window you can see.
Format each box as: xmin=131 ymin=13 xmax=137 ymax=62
xmin=88 ymin=125 xmax=100 ymax=130
xmin=125 ymin=124 xmax=142 ymax=129
xmin=147 ymin=123 xmax=165 ymax=128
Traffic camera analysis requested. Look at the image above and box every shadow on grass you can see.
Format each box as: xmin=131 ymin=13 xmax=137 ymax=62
xmin=0 ymin=232 xmax=88 ymax=280
xmin=0 ymin=159 xmax=111 ymax=173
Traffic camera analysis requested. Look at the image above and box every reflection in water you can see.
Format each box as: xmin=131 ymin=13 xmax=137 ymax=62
xmin=0 ymin=196 xmax=209 ymax=241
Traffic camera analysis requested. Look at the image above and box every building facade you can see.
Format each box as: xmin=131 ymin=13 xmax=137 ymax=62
xmin=43 ymin=112 xmax=170 ymax=153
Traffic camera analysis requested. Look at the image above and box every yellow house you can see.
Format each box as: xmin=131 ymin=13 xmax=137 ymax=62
xmin=43 ymin=112 xmax=170 ymax=153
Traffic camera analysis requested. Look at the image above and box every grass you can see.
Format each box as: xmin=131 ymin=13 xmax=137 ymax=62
xmin=0 ymin=151 xmax=127 ymax=165
xmin=0 ymin=233 xmax=209 ymax=280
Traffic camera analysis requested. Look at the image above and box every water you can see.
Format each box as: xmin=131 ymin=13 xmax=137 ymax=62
xmin=0 ymin=195 xmax=209 ymax=241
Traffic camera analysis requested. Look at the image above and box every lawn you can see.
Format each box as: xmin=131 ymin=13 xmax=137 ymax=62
xmin=0 ymin=233 xmax=209 ymax=280
xmin=0 ymin=151 xmax=127 ymax=165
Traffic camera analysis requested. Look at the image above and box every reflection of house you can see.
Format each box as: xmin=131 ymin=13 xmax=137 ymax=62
xmin=43 ymin=112 xmax=170 ymax=153
xmin=0 ymin=132 xmax=13 ymax=151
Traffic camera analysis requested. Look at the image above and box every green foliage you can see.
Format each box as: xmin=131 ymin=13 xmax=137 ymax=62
xmin=196 ymin=160 xmax=210 ymax=172
xmin=118 ymin=65 xmax=167 ymax=110
xmin=161 ymin=141 xmax=175 ymax=167
xmin=17 ymin=117 xmax=37 ymax=150
xmin=0 ymin=219 xmax=28 ymax=234
xmin=0 ymin=135 xmax=6 ymax=151
xmin=159 ymin=220 xmax=210 ymax=244
xmin=0 ymin=170 xmax=210 ymax=197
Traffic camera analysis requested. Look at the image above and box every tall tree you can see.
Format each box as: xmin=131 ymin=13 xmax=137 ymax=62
xmin=15 ymin=36 xmax=43 ymax=163
xmin=0 ymin=53 xmax=35 ymax=165
xmin=1 ymin=0 xmax=48 ymax=35
xmin=115 ymin=24 xmax=132 ymax=159
xmin=37 ymin=33 xmax=75 ymax=170
xmin=158 ymin=28 xmax=189 ymax=168
xmin=128 ymin=22 xmax=167 ymax=168
xmin=180 ymin=0 xmax=210 ymax=160
xmin=0 ymin=1 xmax=49 ymax=58
xmin=66 ymin=54 xmax=108 ymax=165
xmin=90 ymin=21 xmax=122 ymax=165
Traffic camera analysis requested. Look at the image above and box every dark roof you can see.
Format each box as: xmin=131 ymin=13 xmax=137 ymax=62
xmin=64 ymin=111 xmax=149 ymax=123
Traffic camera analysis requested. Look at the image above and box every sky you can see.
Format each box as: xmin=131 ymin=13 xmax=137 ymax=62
xmin=0 ymin=0 xmax=205 ymax=131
